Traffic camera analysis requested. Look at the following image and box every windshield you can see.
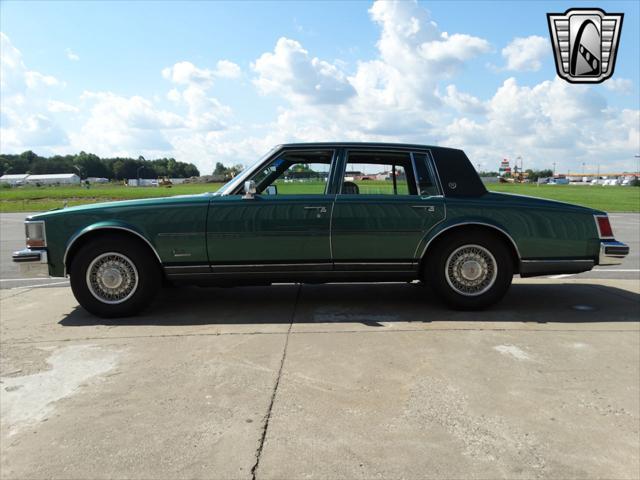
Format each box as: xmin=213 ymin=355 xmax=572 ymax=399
xmin=214 ymin=146 xmax=279 ymax=195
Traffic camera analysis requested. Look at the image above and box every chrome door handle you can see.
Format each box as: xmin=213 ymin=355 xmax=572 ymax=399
xmin=304 ymin=206 xmax=327 ymax=213
xmin=411 ymin=205 xmax=435 ymax=212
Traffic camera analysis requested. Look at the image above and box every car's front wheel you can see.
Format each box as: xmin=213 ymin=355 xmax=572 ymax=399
xmin=425 ymin=231 xmax=513 ymax=309
xmin=69 ymin=234 xmax=161 ymax=318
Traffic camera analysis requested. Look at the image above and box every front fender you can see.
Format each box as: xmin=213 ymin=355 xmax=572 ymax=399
xmin=62 ymin=221 xmax=161 ymax=275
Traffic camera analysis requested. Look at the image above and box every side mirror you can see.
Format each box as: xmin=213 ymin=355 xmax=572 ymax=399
xmin=265 ymin=185 xmax=278 ymax=196
xmin=242 ymin=180 xmax=257 ymax=199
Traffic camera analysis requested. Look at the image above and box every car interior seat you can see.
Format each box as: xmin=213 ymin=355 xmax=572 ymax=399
xmin=342 ymin=181 xmax=360 ymax=194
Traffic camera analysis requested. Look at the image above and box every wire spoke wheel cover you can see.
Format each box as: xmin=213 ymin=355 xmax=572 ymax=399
xmin=445 ymin=244 xmax=498 ymax=297
xmin=86 ymin=252 xmax=139 ymax=304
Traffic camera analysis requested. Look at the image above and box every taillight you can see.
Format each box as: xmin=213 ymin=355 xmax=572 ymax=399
xmin=595 ymin=215 xmax=614 ymax=239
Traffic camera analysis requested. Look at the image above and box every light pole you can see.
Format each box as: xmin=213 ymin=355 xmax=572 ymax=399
xmin=552 ymin=161 xmax=556 ymax=177
xmin=635 ymin=154 xmax=640 ymax=176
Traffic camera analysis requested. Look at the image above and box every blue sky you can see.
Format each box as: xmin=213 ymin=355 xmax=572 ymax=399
xmin=1 ymin=0 xmax=638 ymax=174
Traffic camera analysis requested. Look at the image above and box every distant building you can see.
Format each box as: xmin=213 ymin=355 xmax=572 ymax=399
xmin=87 ymin=177 xmax=109 ymax=183
xmin=0 ymin=174 xmax=29 ymax=185
xmin=26 ymin=173 xmax=81 ymax=185
xmin=128 ymin=178 xmax=158 ymax=187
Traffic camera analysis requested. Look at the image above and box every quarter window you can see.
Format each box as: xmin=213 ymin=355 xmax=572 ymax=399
xmin=340 ymin=151 xmax=417 ymax=195
xmin=413 ymin=152 xmax=440 ymax=196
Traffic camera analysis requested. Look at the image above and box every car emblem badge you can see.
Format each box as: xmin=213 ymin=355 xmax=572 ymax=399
xmin=448 ymin=182 xmax=457 ymax=190
xmin=547 ymin=8 xmax=623 ymax=84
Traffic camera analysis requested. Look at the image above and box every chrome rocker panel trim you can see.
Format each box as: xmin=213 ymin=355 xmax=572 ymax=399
xmin=519 ymin=259 xmax=594 ymax=278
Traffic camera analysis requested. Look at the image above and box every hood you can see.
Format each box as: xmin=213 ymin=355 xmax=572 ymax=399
xmin=28 ymin=193 xmax=211 ymax=221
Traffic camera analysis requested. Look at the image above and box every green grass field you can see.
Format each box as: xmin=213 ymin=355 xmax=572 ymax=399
xmin=1 ymin=181 xmax=638 ymax=213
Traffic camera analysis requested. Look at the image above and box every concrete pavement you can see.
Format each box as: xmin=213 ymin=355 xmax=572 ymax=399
xmin=1 ymin=279 xmax=638 ymax=479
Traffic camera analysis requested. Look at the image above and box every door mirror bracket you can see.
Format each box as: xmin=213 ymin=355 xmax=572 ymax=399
xmin=243 ymin=180 xmax=257 ymax=199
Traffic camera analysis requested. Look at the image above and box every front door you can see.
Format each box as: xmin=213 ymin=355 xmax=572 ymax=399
xmin=207 ymin=149 xmax=335 ymax=269
xmin=331 ymin=150 xmax=445 ymax=268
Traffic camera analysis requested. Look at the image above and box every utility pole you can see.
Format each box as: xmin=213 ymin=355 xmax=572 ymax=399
xmin=552 ymin=161 xmax=556 ymax=177
xmin=582 ymin=162 xmax=585 ymax=176
xmin=635 ymin=154 xmax=640 ymax=176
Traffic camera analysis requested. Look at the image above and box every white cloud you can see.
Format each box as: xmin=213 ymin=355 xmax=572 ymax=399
xmin=253 ymin=37 xmax=355 ymax=104
xmin=439 ymin=85 xmax=487 ymax=115
xmin=605 ymin=78 xmax=633 ymax=94
xmin=65 ymin=48 xmax=80 ymax=61
xmin=47 ymin=100 xmax=79 ymax=113
xmin=162 ymin=61 xmax=215 ymax=87
xmin=502 ymin=35 xmax=548 ymax=71
xmin=214 ymin=60 xmax=241 ymax=78
xmin=439 ymin=77 xmax=639 ymax=170
xmin=24 ymin=71 xmax=64 ymax=89
xmin=70 ymin=92 xmax=185 ymax=156
xmin=1 ymin=33 xmax=69 ymax=152
xmin=1 ymin=2 xmax=638 ymax=174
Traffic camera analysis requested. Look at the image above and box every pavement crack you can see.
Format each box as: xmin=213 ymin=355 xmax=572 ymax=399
xmin=250 ymin=283 xmax=301 ymax=480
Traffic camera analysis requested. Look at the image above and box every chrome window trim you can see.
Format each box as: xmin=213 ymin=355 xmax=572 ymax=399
xmin=63 ymin=226 xmax=163 ymax=275
xmin=410 ymin=152 xmax=422 ymax=196
xmin=419 ymin=222 xmax=522 ymax=260
xmin=25 ymin=220 xmax=47 ymax=247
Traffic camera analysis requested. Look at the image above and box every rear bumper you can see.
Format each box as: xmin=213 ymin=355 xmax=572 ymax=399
xmin=12 ymin=248 xmax=49 ymax=276
xmin=599 ymin=241 xmax=629 ymax=266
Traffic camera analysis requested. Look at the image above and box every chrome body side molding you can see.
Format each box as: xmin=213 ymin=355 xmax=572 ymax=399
xmin=519 ymin=259 xmax=594 ymax=277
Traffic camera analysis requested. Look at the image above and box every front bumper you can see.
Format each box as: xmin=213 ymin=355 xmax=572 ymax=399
xmin=12 ymin=248 xmax=49 ymax=276
xmin=599 ymin=241 xmax=629 ymax=266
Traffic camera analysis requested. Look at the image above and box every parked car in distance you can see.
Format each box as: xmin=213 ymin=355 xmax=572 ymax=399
xmin=13 ymin=143 xmax=629 ymax=317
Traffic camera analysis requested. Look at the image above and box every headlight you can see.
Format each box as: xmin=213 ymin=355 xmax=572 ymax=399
xmin=25 ymin=221 xmax=46 ymax=248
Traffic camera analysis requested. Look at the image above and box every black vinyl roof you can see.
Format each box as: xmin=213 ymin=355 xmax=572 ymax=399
xmin=278 ymin=142 xmax=440 ymax=150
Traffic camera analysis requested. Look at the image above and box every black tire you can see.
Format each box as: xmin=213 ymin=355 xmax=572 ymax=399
xmin=69 ymin=234 xmax=161 ymax=318
xmin=425 ymin=231 xmax=514 ymax=309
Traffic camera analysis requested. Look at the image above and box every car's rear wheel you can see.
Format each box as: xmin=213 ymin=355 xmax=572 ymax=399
xmin=69 ymin=234 xmax=161 ymax=318
xmin=425 ymin=231 xmax=513 ymax=309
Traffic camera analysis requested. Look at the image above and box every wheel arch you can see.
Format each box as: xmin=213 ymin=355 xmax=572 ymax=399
xmin=64 ymin=223 xmax=162 ymax=275
xmin=419 ymin=222 xmax=521 ymax=274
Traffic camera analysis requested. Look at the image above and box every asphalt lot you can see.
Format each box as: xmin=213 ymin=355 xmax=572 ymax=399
xmin=1 ymin=211 xmax=639 ymax=479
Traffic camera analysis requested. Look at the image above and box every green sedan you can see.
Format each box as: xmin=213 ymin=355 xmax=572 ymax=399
xmin=13 ymin=143 xmax=629 ymax=317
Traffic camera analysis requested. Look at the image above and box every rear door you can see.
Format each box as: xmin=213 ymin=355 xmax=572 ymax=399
xmin=207 ymin=149 xmax=335 ymax=268
xmin=330 ymin=149 xmax=445 ymax=267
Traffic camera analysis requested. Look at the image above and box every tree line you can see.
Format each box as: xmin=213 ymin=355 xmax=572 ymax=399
xmin=0 ymin=151 xmax=200 ymax=180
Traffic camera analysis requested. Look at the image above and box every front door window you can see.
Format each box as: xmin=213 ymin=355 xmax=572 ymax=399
xmin=251 ymin=150 xmax=334 ymax=195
